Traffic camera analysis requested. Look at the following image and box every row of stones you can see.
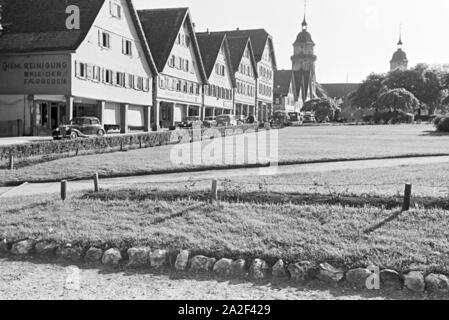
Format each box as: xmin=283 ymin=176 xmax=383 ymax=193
xmin=2 ymin=239 xmax=448 ymax=294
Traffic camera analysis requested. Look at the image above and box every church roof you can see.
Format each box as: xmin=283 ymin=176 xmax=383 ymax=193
xmin=274 ymin=70 xmax=294 ymax=96
xmin=320 ymin=83 xmax=361 ymax=99
xmin=293 ymin=69 xmax=314 ymax=102
xmin=390 ymin=48 xmax=408 ymax=63
xmin=294 ymin=30 xmax=314 ymax=45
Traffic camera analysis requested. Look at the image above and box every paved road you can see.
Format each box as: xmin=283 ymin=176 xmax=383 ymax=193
xmin=1 ymin=155 xmax=449 ymax=198
xmin=0 ymin=258 xmax=427 ymax=300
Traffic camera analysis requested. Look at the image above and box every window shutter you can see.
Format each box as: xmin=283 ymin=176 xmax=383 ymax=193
xmin=144 ymin=78 xmax=150 ymax=92
xmin=98 ymin=30 xmax=102 ymax=47
xmin=74 ymin=61 xmax=79 ymax=77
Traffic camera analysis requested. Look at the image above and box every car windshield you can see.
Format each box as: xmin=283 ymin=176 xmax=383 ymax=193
xmin=217 ymin=116 xmax=230 ymax=121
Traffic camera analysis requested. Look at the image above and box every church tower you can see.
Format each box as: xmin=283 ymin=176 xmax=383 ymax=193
xmin=291 ymin=2 xmax=317 ymax=101
xmin=390 ymin=27 xmax=408 ymax=71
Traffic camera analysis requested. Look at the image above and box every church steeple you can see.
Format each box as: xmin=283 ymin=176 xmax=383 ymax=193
xmin=302 ymin=0 xmax=308 ymax=30
xmin=291 ymin=0 xmax=317 ymax=102
xmin=390 ymin=23 xmax=408 ymax=71
xmin=397 ymin=24 xmax=403 ymax=49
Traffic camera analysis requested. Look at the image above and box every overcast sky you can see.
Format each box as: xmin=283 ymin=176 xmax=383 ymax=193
xmin=134 ymin=0 xmax=449 ymax=84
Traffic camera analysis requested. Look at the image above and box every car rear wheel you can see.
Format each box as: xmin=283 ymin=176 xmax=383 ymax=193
xmin=70 ymin=132 xmax=78 ymax=140
xmin=97 ymin=129 xmax=105 ymax=137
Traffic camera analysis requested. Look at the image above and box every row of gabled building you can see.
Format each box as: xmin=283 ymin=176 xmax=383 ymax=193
xmin=0 ymin=0 xmax=282 ymax=136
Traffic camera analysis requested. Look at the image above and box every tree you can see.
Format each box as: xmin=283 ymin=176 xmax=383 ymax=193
xmin=372 ymin=88 xmax=420 ymax=113
xmin=302 ymin=98 xmax=341 ymax=122
xmin=383 ymin=65 xmax=443 ymax=114
xmin=350 ymin=73 xmax=387 ymax=109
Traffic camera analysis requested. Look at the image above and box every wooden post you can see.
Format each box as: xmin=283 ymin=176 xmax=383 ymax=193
xmin=61 ymin=180 xmax=67 ymax=201
xmin=139 ymin=136 xmax=142 ymax=149
xmin=211 ymin=180 xmax=218 ymax=202
xmin=9 ymin=153 xmax=14 ymax=170
xmin=120 ymin=140 xmax=124 ymax=152
xmin=402 ymin=183 xmax=412 ymax=211
xmin=93 ymin=173 xmax=99 ymax=192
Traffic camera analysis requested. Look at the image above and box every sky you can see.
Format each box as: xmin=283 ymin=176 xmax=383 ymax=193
xmin=134 ymin=0 xmax=449 ymax=84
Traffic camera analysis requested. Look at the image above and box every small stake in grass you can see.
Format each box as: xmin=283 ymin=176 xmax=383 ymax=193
xmin=402 ymin=183 xmax=412 ymax=211
xmin=211 ymin=179 xmax=218 ymax=202
xmin=61 ymin=180 xmax=67 ymax=201
xmin=9 ymin=153 xmax=14 ymax=170
xmin=93 ymin=173 xmax=99 ymax=192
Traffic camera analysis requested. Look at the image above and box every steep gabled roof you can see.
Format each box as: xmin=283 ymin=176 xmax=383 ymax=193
xmin=196 ymin=32 xmax=236 ymax=87
xmin=138 ymin=7 xmax=207 ymax=83
xmin=293 ymin=69 xmax=314 ymax=102
xmin=207 ymin=29 xmax=277 ymax=69
xmin=125 ymin=0 xmax=158 ymax=75
xmin=274 ymin=70 xmax=293 ymax=96
xmin=0 ymin=0 xmax=157 ymax=74
xmin=0 ymin=0 xmax=104 ymax=53
xmin=221 ymin=36 xmax=258 ymax=79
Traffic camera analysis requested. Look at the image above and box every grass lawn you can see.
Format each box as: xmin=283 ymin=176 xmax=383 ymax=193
xmin=225 ymin=162 xmax=449 ymax=198
xmin=67 ymin=161 xmax=449 ymax=199
xmin=1 ymin=191 xmax=449 ymax=274
xmin=1 ymin=124 xmax=449 ymax=186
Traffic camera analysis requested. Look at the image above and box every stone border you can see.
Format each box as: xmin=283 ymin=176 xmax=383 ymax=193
xmin=1 ymin=238 xmax=448 ymax=296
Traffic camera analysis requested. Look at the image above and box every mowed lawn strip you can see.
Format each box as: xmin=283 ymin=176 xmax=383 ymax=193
xmin=1 ymin=124 xmax=449 ymax=186
xmin=70 ymin=162 xmax=449 ymax=199
xmin=1 ymin=193 xmax=449 ymax=274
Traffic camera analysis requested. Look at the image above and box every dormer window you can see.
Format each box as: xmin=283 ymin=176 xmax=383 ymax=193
xmin=110 ymin=2 xmax=122 ymax=19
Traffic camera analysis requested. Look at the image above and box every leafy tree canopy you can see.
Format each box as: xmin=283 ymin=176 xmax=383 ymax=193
xmin=372 ymin=88 xmax=420 ymax=113
xmin=303 ymin=98 xmax=341 ymax=122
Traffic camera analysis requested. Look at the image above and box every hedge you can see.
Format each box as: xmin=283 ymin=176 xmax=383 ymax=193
xmin=435 ymin=117 xmax=449 ymax=132
xmin=0 ymin=124 xmax=260 ymax=163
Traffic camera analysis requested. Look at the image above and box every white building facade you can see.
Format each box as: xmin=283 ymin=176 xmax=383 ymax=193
xmin=0 ymin=0 xmax=157 ymax=136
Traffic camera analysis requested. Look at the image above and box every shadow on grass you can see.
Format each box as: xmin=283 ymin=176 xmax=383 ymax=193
xmin=82 ymin=189 xmax=449 ymax=210
xmin=420 ymin=130 xmax=449 ymax=137
xmin=0 ymin=254 xmax=439 ymax=300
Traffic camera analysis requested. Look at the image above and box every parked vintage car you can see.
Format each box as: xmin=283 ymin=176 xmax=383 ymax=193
xmin=52 ymin=117 xmax=106 ymax=140
xmin=288 ymin=112 xmax=303 ymax=126
xmin=235 ymin=115 xmax=248 ymax=125
xmin=203 ymin=116 xmax=217 ymax=128
xmin=216 ymin=115 xmax=237 ymax=127
xmin=178 ymin=116 xmax=202 ymax=129
xmin=302 ymin=112 xmax=317 ymax=124
xmin=273 ymin=111 xmax=290 ymax=126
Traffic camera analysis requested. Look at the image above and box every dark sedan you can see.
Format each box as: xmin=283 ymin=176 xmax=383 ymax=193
xmin=53 ymin=117 xmax=106 ymax=140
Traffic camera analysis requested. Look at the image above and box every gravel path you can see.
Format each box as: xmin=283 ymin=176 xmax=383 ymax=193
xmin=1 ymin=155 xmax=449 ymax=198
xmin=0 ymin=258 xmax=431 ymax=300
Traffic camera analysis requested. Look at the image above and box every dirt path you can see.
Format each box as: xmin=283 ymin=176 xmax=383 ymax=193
xmin=0 ymin=258 xmax=429 ymax=300
xmin=1 ymin=155 xmax=449 ymax=198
